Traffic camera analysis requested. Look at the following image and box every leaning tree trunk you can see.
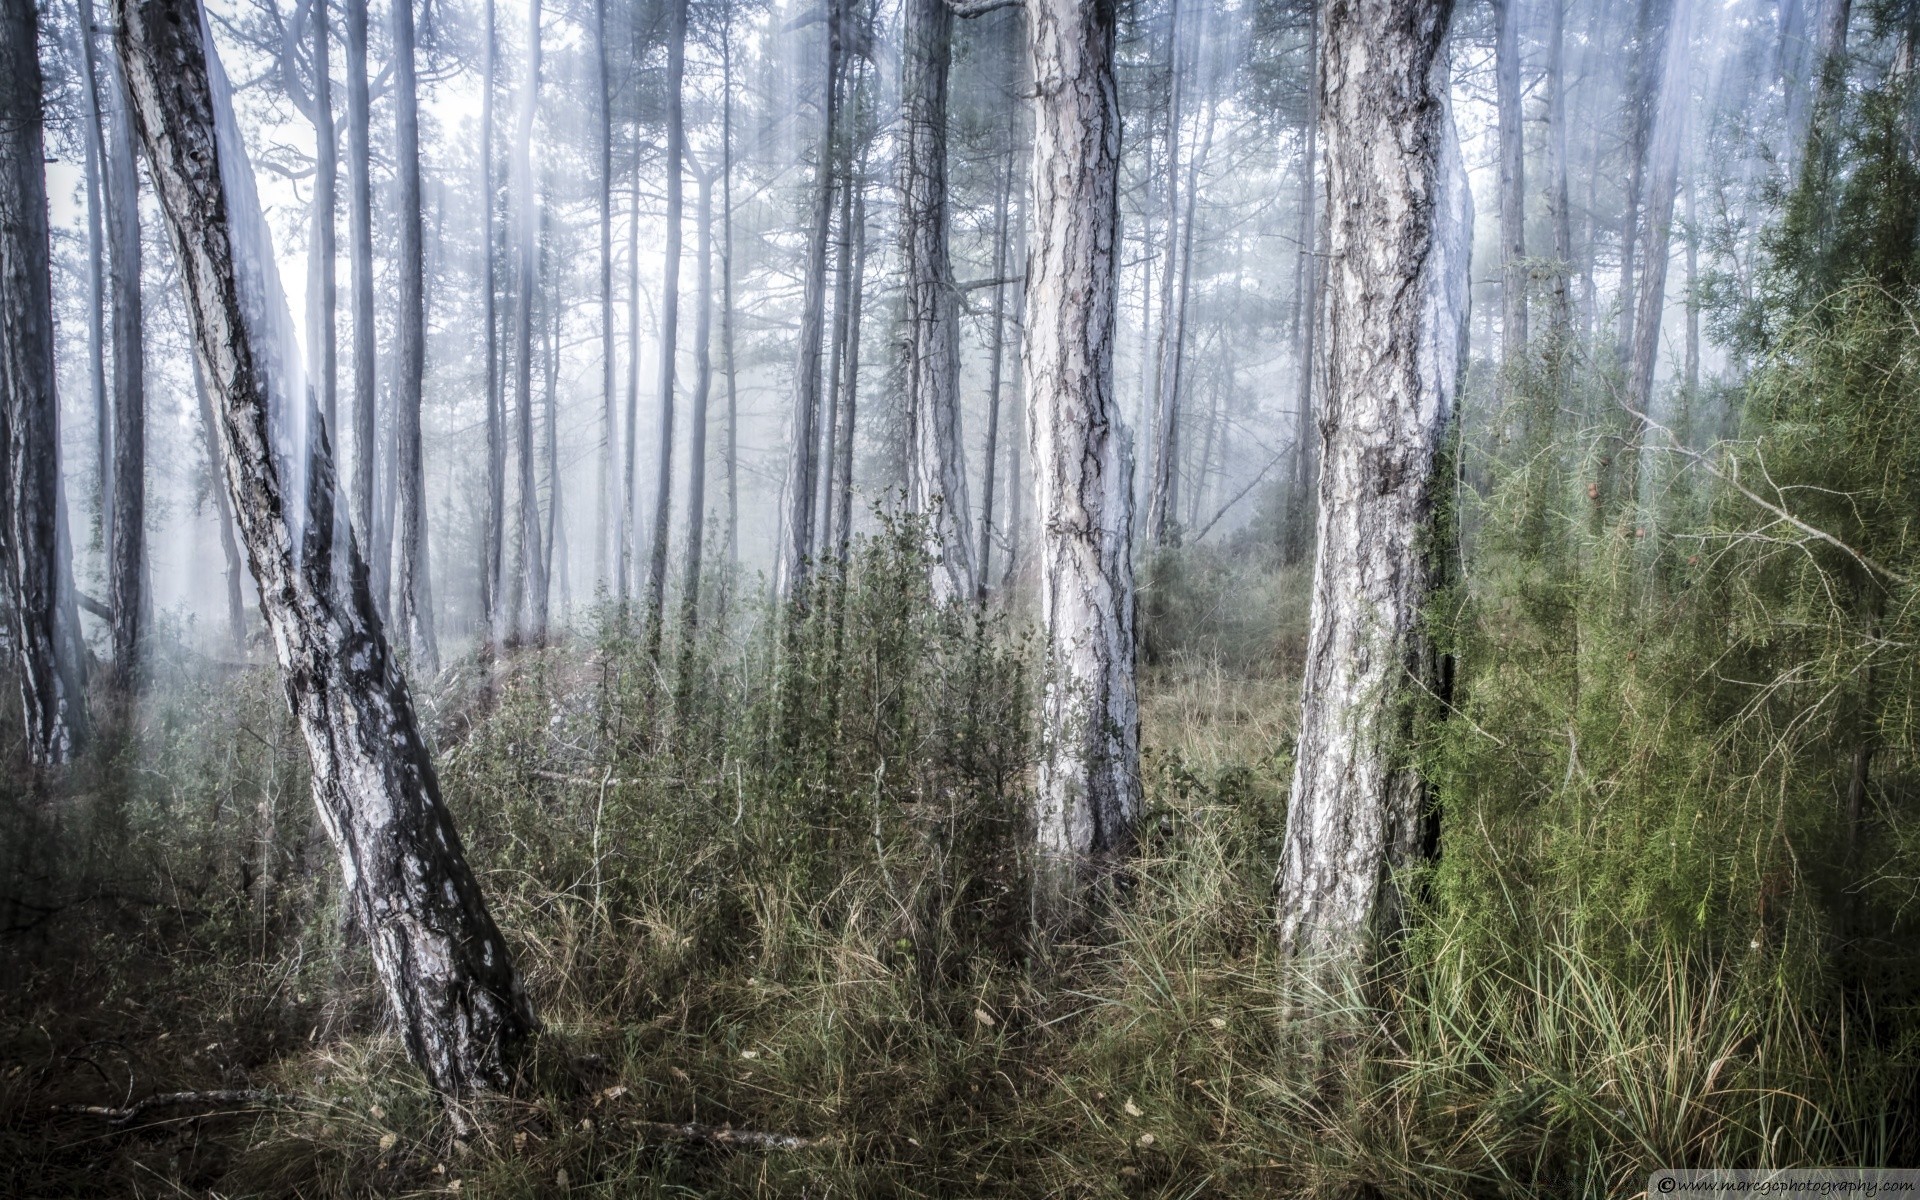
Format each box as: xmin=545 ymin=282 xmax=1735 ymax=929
xmin=392 ymin=0 xmax=438 ymax=672
xmin=900 ymin=0 xmax=975 ymax=601
xmin=511 ymin=0 xmax=546 ymax=641
xmin=644 ymin=0 xmax=687 ymax=658
xmin=113 ymin=0 xmax=536 ymax=1093
xmin=1274 ymin=0 xmax=1470 ymax=965
xmin=105 ymin=48 xmax=146 ymax=694
xmin=1026 ymin=0 xmax=1139 ymax=904
xmin=2 ymin=0 xmax=91 ymax=763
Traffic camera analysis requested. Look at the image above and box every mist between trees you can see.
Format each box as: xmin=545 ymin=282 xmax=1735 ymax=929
xmin=1 ymin=0 xmax=1918 ymax=1188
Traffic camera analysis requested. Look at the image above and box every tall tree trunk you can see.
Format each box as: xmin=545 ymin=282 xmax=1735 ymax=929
xmin=595 ymin=0 xmax=613 ymax=596
xmin=680 ymin=167 xmax=714 ymax=636
xmin=482 ymin=0 xmax=505 ymax=642
xmin=1614 ymin=0 xmax=1658 ymax=369
xmin=1147 ymin=87 xmax=1213 ymax=547
xmin=2 ymin=0 xmax=90 ymax=762
xmin=720 ymin=15 xmax=739 ymax=578
xmin=1682 ymin=168 xmax=1698 ymax=396
xmin=1144 ymin=0 xmax=1184 ymax=548
xmin=74 ymin=0 xmax=113 ymax=556
xmin=344 ymin=0 xmax=375 ymax=555
xmin=1280 ymin=0 xmax=1320 ymax=568
xmin=115 ymin=0 xmax=536 ymax=1092
xmin=1000 ymin=208 xmax=1027 ymax=591
xmin=620 ymin=132 xmax=640 ymax=606
xmin=1619 ymin=0 xmax=1694 ymax=503
xmin=393 ymin=0 xmax=439 ymax=672
xmin=779 ymin=0 xmax=843 ymax=600
xmin=1027 ymin=0 xmax=1139 ymax=904
xmin=644 ymin=0 xmax=687 ymax=658
xmin=1274 ymin=0 xmax=1470 ymax=964
xmin=105 ymin=46 xmax=146 ymax=695
xmin=831 ymin=119 xmax=870 ymax=564
xmin=976 ymin=140 xmax=1015 ymax=596
xmin=310 ymin=0 xmax=338 ymax=436
xmin=900 ymin=0 xmax=975 ymax=600
xmin=512 ymin=0 xmax=546 ymax=642
xmin=1545 ymin=0 xmax=1572 ymax=343
xmin=1494 ymin=0 xmax=1527 ymax=360
xmin=817 ymin=155 xmax=852 ymax=562
xmin=542 ymin=208 xmax=562 ymax=619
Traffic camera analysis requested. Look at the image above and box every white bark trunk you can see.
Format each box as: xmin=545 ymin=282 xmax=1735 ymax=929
xmin=1026 ymin=0 xmax=1139 ymax=901
xmin=1274 ymin=0 xmax=1470 ymax=964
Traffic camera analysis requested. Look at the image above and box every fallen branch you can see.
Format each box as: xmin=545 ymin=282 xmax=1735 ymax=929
xmin=54 ymin=1089 xmax=300 ymax=1126
xmin=629 ymin=1119 xmax=822 ymax=1151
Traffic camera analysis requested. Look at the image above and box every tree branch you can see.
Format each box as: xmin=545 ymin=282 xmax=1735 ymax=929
xmin=54 ymin=1090 xmax=300 ymax=1126
xmin=947 ymin=0 xmax=1024 ymax=15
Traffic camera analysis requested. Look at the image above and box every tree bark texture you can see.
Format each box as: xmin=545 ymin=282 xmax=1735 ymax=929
xmin=1274 ymin=0 xmax=1470 ymax=964
xmin=75 ymin=0 xmax=113 ymax=545
xmin=392 ymin=0 xmax=438 ymax=671
xmin=1025 ymin=0 xmax=1140 ymax=897
xmin=1282 ymin=0 xmax=1321 ymax=568
xmin=114 ymin=0 xmax=536 ymax=1092
xmin=900 ymin=0 xmax=975 ymax=601
xmin=1 ymin=0 xmax=91 ymax=763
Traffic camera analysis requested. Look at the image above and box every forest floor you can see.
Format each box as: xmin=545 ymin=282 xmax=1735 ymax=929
xmin=0 ymin=546 xmax=1909 ymax=1197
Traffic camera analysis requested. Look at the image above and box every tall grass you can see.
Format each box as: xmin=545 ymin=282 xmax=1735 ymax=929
xmin=0 ymin=531 xmax=1912 ymax=1197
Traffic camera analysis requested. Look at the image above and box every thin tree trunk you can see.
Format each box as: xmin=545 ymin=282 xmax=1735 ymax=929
xmin=74 ymin=0 xmax=112 ymax=554
xmin=512 ymin=0 xmax=546 ymax=642
xmin=1144 ymin=0 xmax=1184 ymax=547
xmin=1281 ymin=0 xmax=1320 ymax=568
xmin=644 ymin=0 xmax=687 ymax=658
xmin=817 ymin=157 xmax=852 ymax=563
xmin=900 ymin=0 xmax=975 ymax=601
xmin=2 ymin=0 xmax=90 ymax=762
xmin=1000 ymin=206 xmax=1027 ymax=591
xmin=1620 ymin=0 xmax=1694 ymax=506
xmin=681 ymin=167 xmax=715 ymax=636
xmin=620 ymin=134 xmax=640 ymax=607
xmin=595 ymin=0 xmax=613 ymax=596
xmin=393 ymin=0 xmax=438 ymax=672
xmin=779 ymin=0 xmax=843 ymax=600
xmin=720 ymin=16 xmax=739 ymax=578
xmin=542 ymin=208 xmax=562 ymax=618
xmin=195 ymin=369 xmax=246 ymax=650
xmin=1545 ymin=0 xmax=1572 ymax=343
xmin=1614 ymin=0 xmax=1658 ymax=367
xmin=344 ymin=0 xmax=375 ymax=553
xmin=1494 ymin=0 xmax=1527 ymax=359
xmin=310 ymin=0 xmax=338 ymax=437
xmin=831 ymin=119 xmax=870 ymax=563
xmin=1274 ymin=0 xmax=1470 ymax=964
xmin=482 ymin=0 xmax=505 ymax=642
xmin=1683 ymin=169 xmax=1698 ymax=396
xmin=115 ymin=0 xmax=536 ymax=1094
xmin=1027 ymin=0 xmax=1138 ymax=905
xmin=1147 ymin=88 xmax=1212 ymax=547
xmin=105 ymin=45 xmax=145 ymax=695
xmin=976 ymin=140 xmax=1015 ymax=596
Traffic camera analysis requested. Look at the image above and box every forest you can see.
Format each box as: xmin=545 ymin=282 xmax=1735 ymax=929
xmin=0 ymin=0 xmax=1917 ymax=1185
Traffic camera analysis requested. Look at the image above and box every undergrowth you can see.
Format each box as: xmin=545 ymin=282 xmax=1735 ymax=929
xmin=0 ymin=517 xmax=1914 ymax=1198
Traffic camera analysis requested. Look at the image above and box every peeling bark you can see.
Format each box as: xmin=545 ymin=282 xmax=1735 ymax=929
xmin=114 ymin=0 xmax=536 ymax=1093
xmin=1274 ymin=0 xmax=1470 ymax=964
